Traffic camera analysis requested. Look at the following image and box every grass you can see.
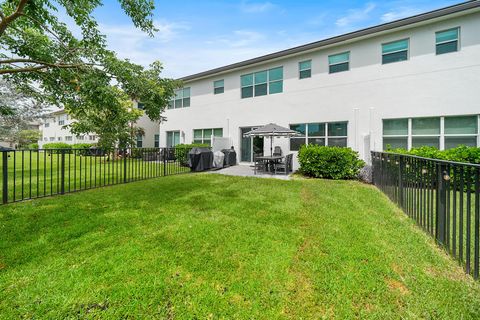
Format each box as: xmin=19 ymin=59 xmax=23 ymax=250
xmin=0 ymin=151 xmax=188 ymax=203
xmin=1 ymin=174 xmax=480 ymax=319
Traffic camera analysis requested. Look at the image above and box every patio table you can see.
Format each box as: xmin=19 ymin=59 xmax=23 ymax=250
xmin=256 ymin=155 xmax=284 ymax=173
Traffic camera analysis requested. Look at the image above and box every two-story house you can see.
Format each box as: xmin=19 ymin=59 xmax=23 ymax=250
xmin=38 ymin=104 xmax=161 ymax=148
xmin=159 ymin=1 xmax=480 ymax=167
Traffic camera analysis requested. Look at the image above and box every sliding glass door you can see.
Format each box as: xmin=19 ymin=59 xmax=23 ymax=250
xmin=240 ymin=127 xmax=264 ymax=162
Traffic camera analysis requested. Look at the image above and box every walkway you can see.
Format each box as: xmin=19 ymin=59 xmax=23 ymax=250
xmin=206 ymin=164 xmax=292 ymax=180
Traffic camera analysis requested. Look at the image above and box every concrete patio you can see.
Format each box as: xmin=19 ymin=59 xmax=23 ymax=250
xmin=206 ymin=164 xmax=292 ymax=180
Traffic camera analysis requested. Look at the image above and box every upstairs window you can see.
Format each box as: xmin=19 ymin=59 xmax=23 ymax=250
xmin=214 ymin=80 xmax=224 ymax=94
xmin=168 ymin=87 xmax=191 ymax=109
xmin=436 ymin=27 xmax=459 ymax=55
xmin=241 ymin=66 xmax=283 ymax=99
xmin=329 ymin=52 xmax=350 ymax=73
xmin=299 ymin=60 xmax=311 ymax=79
xmin=382 ymin=39 xmax=408 ymax=64
xmin=44 ymin=122 xmax=50 ymax=128
xmin=154 ymin=134 xmax=160 ymax=148
xmin=58 ymin=115 xmax=66 ymax=126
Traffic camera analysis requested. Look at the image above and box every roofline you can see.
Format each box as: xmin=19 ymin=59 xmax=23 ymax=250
xmin=179 ymin=0 xmax=480 ymax=82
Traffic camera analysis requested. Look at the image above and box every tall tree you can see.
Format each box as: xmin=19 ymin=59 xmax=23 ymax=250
xmin=0 ymin=79 xmax=44 ymax=145
xmin=0 ymin=0 xmax=179 ymax=147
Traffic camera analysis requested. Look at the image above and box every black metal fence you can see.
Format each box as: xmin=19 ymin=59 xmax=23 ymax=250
xmin=1 ymin=147 xmax=193 ymax=205
xmin=372 ymin=151 xmax=480 ymax=279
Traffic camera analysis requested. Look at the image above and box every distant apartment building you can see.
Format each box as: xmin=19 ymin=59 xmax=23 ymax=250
xmin=38 ymin=103 xmax=160 ymax=148
xmin=157 ymin=1 xmax=480 ymax=168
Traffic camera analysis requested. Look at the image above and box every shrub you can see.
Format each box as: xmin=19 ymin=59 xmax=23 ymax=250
xmin=174 ymin=143 xmax=210 ymax=166
xmin=42 ymin=142 xmax=72 ymax=154
xmin=298 ymin=145 xmax=365 ymax=180
xmin=386 ymin=145 xmax=480 ymax=164
xmin=72 ymin=143 xmax=95 ymax=156
xmin=27 ymin=143 xmax=39 ymax=150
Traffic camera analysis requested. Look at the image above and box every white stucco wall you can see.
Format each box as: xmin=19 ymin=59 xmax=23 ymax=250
xmin=159 ymin=11 xmax=480 ymax=168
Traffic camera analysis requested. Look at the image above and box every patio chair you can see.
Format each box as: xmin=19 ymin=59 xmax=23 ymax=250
xmin=273 ymin=146 xmax=282 ymax=156
xmin=253 ymin=153 xmax=266 ymax=175
xmin=274 ymin=153 xmax=293 ymax=175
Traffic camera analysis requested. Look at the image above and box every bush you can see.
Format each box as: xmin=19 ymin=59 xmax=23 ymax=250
xmin=72 ymin=143 xmax=95 ymax=156
xmin=27 ymin=143 xmax=39 ymax=150
xmin=298 ymin=145 xmax=365 ymax=180
xmin=386 ymin=145 xmax=480 ymax=164
xmin=42 ymin=142 xmax=72 ymax=154
xmin=174 ymin=143 xmax=210 ymax=166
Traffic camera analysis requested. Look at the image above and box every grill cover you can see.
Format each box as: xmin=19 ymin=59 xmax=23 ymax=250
xmin=221 ymin=149 xmax=237 ymax=167
xmin=213 ymin=151 xmax=225 ymax=168
xmin=188 ymin=147 xmax=214 ymax=172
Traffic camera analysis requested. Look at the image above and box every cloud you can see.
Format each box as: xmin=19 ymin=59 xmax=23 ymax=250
xmin=335 ymin=2 xmax=376 ymax=28
xmin=240 ymin=1 xmax=276 ymax=13
xmin=219 ymin=30 xmax=266 ymax=48
xmin=381 ymin=7 xmax=423 ymax=22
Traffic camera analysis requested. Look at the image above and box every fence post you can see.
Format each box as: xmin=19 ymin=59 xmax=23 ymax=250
xmin=163 ymin=148 xmax=167 ymax=176
xmin=436 ymin=162 xmax=448 ymax=245
xmin=60 ymin=149 xmax=65 ymax=195
xmin=123 ymin=149 xmax=128 ymax=183
xmin=371 ymin=152 xmax=375 ymax=185
xmin=398 ymin=156 xmax=404 ymax=209
xmin=2 ymin=151 xmax=8 ymax=204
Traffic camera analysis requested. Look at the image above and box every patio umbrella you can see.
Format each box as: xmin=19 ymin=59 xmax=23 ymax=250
xmin=243 ymin=123 xmax=302 ymax=156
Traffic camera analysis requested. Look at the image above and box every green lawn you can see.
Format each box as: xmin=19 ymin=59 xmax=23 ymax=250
xmin=0 ymin=151 xmax=188 ymax=203
xmin=1 ymin=174 xmax=480 ymax=319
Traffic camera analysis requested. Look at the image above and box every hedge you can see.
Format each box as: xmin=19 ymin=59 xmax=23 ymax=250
xmin=174 ymin=143 xmax=210 ymax=166
xmin=298 ymin=145 xmax=365 ymax=180
xmin=27 ymin=143 xmax=39 ymax=150
xmin=386 ymin=145 xmax=480 ymax=164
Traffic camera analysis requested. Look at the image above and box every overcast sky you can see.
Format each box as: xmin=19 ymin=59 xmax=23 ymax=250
xmin=88 ymin=0 xmax=463 ymax=78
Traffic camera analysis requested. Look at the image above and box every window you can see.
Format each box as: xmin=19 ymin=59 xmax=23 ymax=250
xmin=154 ymin=134 xmax=160 ymax=148
xmin=299 ymin=60 xmax=311 ymax=79
xmin=412 ymin=117 xmax=440 ymax=148
xmin=58 ymin=115 xmax=66 ymax=126
xmin=89 ymin=135 xmax=96 ymax=141
xmin=193 ymin=128 xmax=223 ymax=145
xmin=382 ymin=119 xmax=408 ymax=150
xmin=44 ymin=137 xmax=48 ymax=141
xmin=168 ymin=87 xmax=191 ymax=109
xmin=44 ymin=122 xmax=50 ymax=128
xmin=137 ymin=102 xmax=145 ymax=110
xmin=241 ymin=66 xmax=283 ymax=99
xmin=77 ymin=135 xmax=84 ymax=141
xmin=444 ymin=115 xmax=478 ymax=149
xmin=382 ymin=115 xmax=479 ymax=151
xmin=136 ymin=134 xmax=143 ymax=148
xmin=436 ymin=27 xmax=459 ymax=55
xmin=382 ymin=39 xmax=408 ymax=64
xmin=289 ymin=122 xmax=348 ymax=151
xmin=49 ymin=137 xmax=55 ymax=141
xmin=166 ymin=131 xmax=180 ymax=147
xmin=57 ymin=137 xmax=62 ymax=141
xmin=65 ymin=136 xmax=73 ymax=142
xmin=214 ymin=80 xmax=224 ymax=95
xmin=329 ymin=52 xmax=350 ymax=73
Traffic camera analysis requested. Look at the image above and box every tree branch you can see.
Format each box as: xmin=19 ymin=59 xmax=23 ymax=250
xmin=0 ymin=63 xmax=84 ymax=75
xmin=0 ymin=0 xmax=30 ymax=37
